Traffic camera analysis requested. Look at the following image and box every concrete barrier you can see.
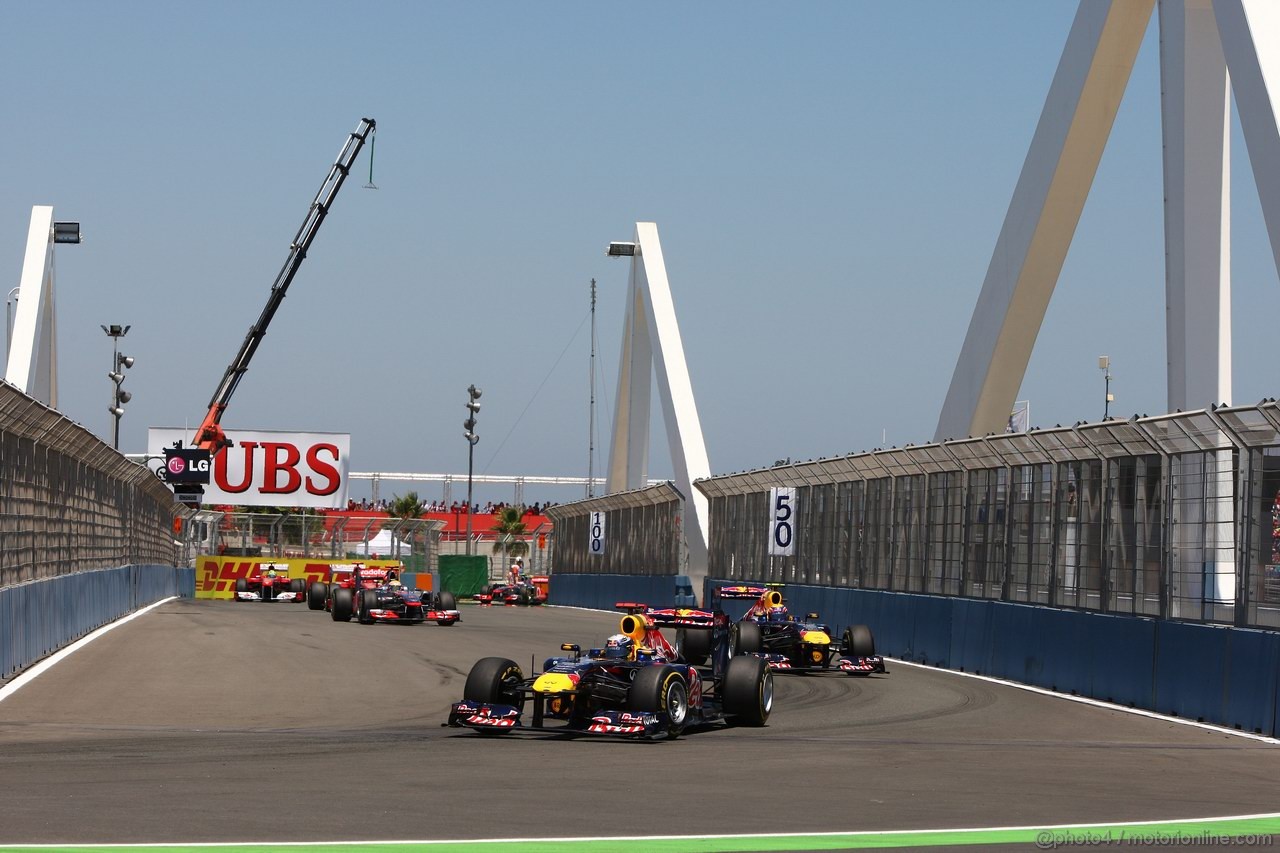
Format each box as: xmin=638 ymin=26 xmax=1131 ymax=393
xmin=0 ymin=565 xmax=194 ymax=679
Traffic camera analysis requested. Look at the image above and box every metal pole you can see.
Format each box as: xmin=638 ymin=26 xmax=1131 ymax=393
xmin=465 ymin=440 xmax=475 ymax=555
xmin=111 ymin=335 xmax=121 ymax=450
xmin=588 ymin=278 xmax=597 ymax=498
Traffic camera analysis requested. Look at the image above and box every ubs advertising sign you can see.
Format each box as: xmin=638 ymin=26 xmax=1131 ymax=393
xmin=148 ymin=428 xmax=350 ymax=509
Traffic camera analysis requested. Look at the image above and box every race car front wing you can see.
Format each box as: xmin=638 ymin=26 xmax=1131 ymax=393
xmin=447 ymin=701 xmax=670 ymax=739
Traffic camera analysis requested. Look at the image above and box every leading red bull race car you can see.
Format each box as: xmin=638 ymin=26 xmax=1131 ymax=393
xmin=718 ymin=584 xmax=887 ymax=676
xmin=447 ymin=602 xmax=772 ymax=740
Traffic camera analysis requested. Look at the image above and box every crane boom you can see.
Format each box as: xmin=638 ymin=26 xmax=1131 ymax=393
xmin=195 ymin=117 xmax=375 ymax=453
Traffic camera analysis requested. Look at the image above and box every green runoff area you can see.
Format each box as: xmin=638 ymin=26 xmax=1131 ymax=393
xmin=4 ymin=814 xmax=1279 ymax=853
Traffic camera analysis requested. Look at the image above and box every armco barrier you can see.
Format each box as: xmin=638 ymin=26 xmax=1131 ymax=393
xmin=0 ymin=565 xmax=193 ymax=680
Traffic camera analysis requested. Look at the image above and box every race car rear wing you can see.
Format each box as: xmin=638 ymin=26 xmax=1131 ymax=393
xmin=716 ymin=585 xmax=772 ymax=599
xmin=613 ymin=602 xmax=722 ymax=630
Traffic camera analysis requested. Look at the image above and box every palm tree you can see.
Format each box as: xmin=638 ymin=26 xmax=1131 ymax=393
xmin=388 ymin=491 xmax=424 ymax=519
xmin=490 ymin=505 xmax=529 ymax=567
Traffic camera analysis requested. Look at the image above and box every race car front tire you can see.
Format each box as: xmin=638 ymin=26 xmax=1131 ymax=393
xmin=291 ymin=578 xmax=306 ymax=599
xmin=331 ymin=587 xmax=354 ymax=622
xmin=463 ymin=657 xmax=524 ymax=708
xmin=843 ymin=624 xmax=876 ymax=657
xmin=731 ymin=620 xmax=763 ymax=655
xmin=629 ymin=665 xmax=689 ymax=737
xmin=675 ymin=628 xmax=712 ymax=666
xmin=722 ymin=655 xmax=772 ymax=726
xmin=307 ymin=582 xmax=328 ymax=610
xmin=234 ymin=578 xmax=247 ymax=601
xmin=437 ymin=591 xmax=457 ymax=611
xmin=358 ymin=590 xmax=376 ymax=624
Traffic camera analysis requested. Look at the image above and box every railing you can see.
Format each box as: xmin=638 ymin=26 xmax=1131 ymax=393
xmin=0 ymin=382 xmax=179 ymax=589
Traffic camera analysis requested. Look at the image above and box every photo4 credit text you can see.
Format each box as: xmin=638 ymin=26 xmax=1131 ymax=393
xmin=149 ymin=427 xmax=350 ymax=508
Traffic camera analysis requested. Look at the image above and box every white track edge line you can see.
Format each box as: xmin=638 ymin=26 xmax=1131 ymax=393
xmin=0 ymin=596 xmax=177 ymax=703
xmin=3 ymin=811 xmax=1280 ymax=847
xmin=889 ymin=657 xmax=1280 ymax=745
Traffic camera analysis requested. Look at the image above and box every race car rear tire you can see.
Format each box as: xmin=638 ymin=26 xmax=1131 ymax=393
xmin=463 ymin=657 xmax=524 ymax=708
xmin=307 ymin=582 xmax=328 ymax=610
xmin=722 ymin=655 xmax=772 ymax=726
xmin=675 ymin=628 xmax=712 ymax=666
xmin=628 ymin=665 xmax=689 ymax=737
xmin=358 ymin=590 xmax=376 ymax=624
xmin=731 ymin=620 xmax=763 ymax=655
xmin=331 ymin=587 xmax=353 ymax=622
xmin=844 ymin=624 xmax=876 ymax=657
xmin=437 ymin=591 xmax=457 ymax=611
xmin=234 ymin=577 xmax=247 ymax=601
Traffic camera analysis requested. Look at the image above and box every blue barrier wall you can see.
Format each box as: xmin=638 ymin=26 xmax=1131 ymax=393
xmin=550 ymin=574 xmax=686 ymax=612
xmin=0 ymin=565 xmax=195 ymax=679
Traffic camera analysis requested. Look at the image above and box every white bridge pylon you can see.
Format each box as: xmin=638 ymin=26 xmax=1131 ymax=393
xmin=606 ymin=222 xmax=712 ymax=585
xmin=936 ymin=0 xmax=1280 ymax=442
xmin=5 ymin=206 xmax=61 ymax=407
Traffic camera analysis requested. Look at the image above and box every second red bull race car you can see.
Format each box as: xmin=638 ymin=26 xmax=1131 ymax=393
xmin=447 ymin=602 xmax=772 ymax=740
xmin=718 ymin=584 xmax=887 ymax=676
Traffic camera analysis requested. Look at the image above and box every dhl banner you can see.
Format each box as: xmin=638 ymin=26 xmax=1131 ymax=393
xmin=196 ymin=556 xmax=419 ymax=600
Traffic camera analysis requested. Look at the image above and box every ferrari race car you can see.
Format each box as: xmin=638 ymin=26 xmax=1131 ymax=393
xmin=474 ymin=580 xmax=546 ymax=606
xmin=447 ymin=602 xmax=772 ymax=740
xmin=314 ymin=565 xmax=460 ymax=626
xmin=718 ymin=585 xmax=887 ymax=676
xmin=306 ymin=564 xmax=358 ymax=611
xmin=234 ymin=563 xmax=306 ymax=602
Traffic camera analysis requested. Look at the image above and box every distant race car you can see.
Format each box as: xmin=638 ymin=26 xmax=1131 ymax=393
xmin=474 ymin=580 xmax=546 ymax=606
xmin=323 ymin=565 xmax=459 ymax=626
xmin=717 ymin=584 xmax=887 ymax=676
xmin=306 ymin=564 xmax=358 ymax=612
xmin=447 ymin=602 xmax=772 ymax=739
xmin=234 ymin=563 xmax=306 ymax=602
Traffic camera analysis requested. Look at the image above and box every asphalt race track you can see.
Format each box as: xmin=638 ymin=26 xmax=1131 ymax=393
xmin=0 ymin=599 xmax=1277 ymax=847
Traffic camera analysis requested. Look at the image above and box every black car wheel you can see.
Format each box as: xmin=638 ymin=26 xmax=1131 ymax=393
xmin=234 ymin=577 xmax=247 ymax=601
xmin=722 ymin=655 xmax=772 ymax=726
xmin=291 ymin=578 xmax=306 ymax=599
xmin=331 ymin=587 xmax=353 ymax=622
xmin=675 ymin=628 xmax=712 ymax=666
xmin=358 ymin=590 xmax=376 ymax=624
xmin=629 ymin=665 xmax=689 ymax=737
xmin=731 ymin=620 xmax=763 ymax=655
xmin=843 ymin=624 xmax=876 ymax=657
xmin=437 ymin=591 xmax=457 ymax=611
xmin=464 ymin=657 xmax=524 ymax=707
xmin=307 ymin=582 xmax=327 ymax=610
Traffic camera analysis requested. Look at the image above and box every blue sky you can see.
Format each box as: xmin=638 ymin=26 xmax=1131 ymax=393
xmin=3 ymin=2 xmax=1278 ymax=504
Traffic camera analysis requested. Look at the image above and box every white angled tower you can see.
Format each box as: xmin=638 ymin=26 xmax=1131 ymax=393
xmin=936 ymin=0 xmax=1280 ymax=442
xmin=6 ymin=206 xmax=68 ymax=408
xmin=605 ymin=222 xmax=712 ymax=592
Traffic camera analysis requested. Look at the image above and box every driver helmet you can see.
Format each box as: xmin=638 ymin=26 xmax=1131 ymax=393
xmin=604 ymin=634 xmax=635 ymax=661
xmin=768 ymin=605 xmax=788 ymax=621
xmin=387 ymin=579 xmax=402 ymax=589
xmin=266 ymin=568 xmax=277 ymax=578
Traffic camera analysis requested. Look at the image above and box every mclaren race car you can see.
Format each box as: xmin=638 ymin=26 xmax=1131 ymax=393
xmin=447 ymin=603 xmax=772 ymax=739
xmin=323 ymin=565 xmax=459 ymax=626
xmin=234 ymin=563 xmax=306 ymax=602
xmin=718 ymin=585 xmax=887 ymax=675
xmin=474 ymin=580 xmax=546 ymax=606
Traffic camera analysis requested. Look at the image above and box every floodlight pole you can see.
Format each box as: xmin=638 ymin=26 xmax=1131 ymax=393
xmin=464 ymin=384 xmax=482 ymax=555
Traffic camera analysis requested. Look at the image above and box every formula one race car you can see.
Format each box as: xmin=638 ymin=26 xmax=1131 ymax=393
xmin=320 ymin=565 xmax=460 ymax=626
xmin=234 ymin=563 xmax=306 ymax=602
xmin=447 ymin=603 xmax=772 ymax=740
xmin=474 ymin=580 xmax=546 ymax=606
xmin=306 ymin=564 xmax=358 ymax=611
xmin=718 ymin=585 xmax=887 ymax=676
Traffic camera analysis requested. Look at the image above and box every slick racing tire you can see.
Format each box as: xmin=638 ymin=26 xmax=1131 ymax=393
xmin=722 ymin=655 xmax=773 ymax=726
xmin=675 ymin=628 xmax=712 ymax=666
xmin=629 ymin=665 xmax=689 ymax=738
xmin=234 ymin=577 xmax=247 ymax=601
xmin=331 ymin=587 xmax=354 ymax=622
xmin=307 ymin=582 xmax=328 ymax=611
xmin=437 ymin=591 xmax=457 ymax=611
xmin=731 ymin=620 xmax=763 ymax=655
xmin=843 ymin=624 xmax=876 ymax=657
xmin=464 ymin=657 xmax=524 ymax=708
xmin=358 ymin=590 xmax=377 ymax=624
xmin=291 ymin=578 xmax=306 ymax=599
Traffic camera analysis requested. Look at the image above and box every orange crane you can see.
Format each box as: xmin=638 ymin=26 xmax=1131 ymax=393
xmin=193 ymin=117 xmax=376 ymax=454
